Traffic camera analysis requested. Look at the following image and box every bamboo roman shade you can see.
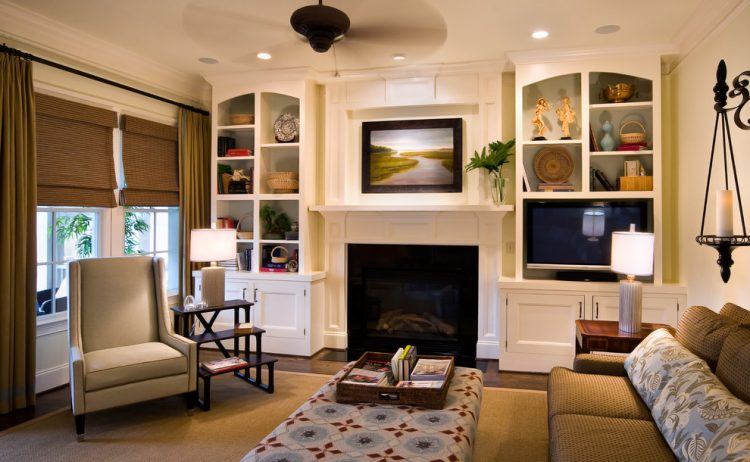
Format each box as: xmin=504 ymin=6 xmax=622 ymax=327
xmin=121 ymin=115 xmax=179 ymax=206
xmin=36 ymin=93 xmax=118 ymax=207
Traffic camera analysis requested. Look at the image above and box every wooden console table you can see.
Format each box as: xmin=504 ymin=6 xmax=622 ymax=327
xmin=575 ymin=320 xmax=673 ymax=355
xmin=171 ymin=299 xmax=278 ymax=410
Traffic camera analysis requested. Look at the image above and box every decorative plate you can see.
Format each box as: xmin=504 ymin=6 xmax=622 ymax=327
xmin=274 ymin=113 xmax=299 ymax=143
xmin=533 ymin=147 xmax=574 ymax=183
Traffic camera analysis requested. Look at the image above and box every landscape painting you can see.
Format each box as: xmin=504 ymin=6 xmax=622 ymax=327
xmin=362 ymin=118 xmax=462 ymax=193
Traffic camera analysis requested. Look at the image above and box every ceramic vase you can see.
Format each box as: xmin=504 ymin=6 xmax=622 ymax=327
xmin=600 ymin=120 xmax=616 ymax=152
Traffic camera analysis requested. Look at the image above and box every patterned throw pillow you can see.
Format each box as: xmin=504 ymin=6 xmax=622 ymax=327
xmin=651 ymin=361 xmax=750 ymax=462
xmin=625 ymin=328 xmax=707 ymax=408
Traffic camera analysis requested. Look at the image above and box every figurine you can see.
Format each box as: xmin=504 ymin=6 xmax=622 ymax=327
xmin=600 ymin=120 xmax=616 ymax=152
xmin=555 ymin=96 xmax=576 ymax=140
xmin=532 ymin=98 xmax=551 ymax=140
xmin=232 ymin=169 xmax=251 ymax=181
xmin=639 ymin=166 xmax=646 ymax=176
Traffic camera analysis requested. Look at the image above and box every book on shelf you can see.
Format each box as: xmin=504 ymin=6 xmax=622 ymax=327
xmin=589 ymin=124 xmax=600 ymax=152
xmin=226 ymin=148 xmax=252 ymax=157
xmin=592 ymin=168 xmax=615 ymax=191
xmin=235 ymin=322 xmax=254 ymax=334
xmin=260 ymin=267 xmax=288 ymax=273
xmin=218 ymin=259 xmax=238 ymax=270
xmin=411 ymin=358 xmax=451 ymax=381
xmin=538 ymin=183 xmax=575 ymax=192
xmin=217 ymin=136 xmax=236 ymax=157
xmin=396 ymin=380 xmax=444 ymax=388
xmin=342 ymin=368 xmax=387 ymax=386
xmin=202 ymin=356 xmax=247 ymax=373
xmin=617 ymin=142 xmax=648 ymax=152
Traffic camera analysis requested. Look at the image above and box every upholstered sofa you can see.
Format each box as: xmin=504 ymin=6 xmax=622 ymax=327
xmin=548 ymin=303 xmax=750 ymax=462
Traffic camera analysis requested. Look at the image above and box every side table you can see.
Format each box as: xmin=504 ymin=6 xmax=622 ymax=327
xmin=171 ymin=299 xmax=278 ymax=410
xmin=575 ymin=320 xmax=673 ymax=355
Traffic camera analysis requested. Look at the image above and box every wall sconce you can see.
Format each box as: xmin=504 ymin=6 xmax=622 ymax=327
xmin=695 ymin=60 xmax=750 ymax=283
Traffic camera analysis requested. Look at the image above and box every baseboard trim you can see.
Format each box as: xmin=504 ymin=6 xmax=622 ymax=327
xmin=499 ymin=352 xmax=573 ymax=373
xmin=476 ymin=340 xmax=499 ymax=360
xmin=36 ymin=363 xmax=68 ymax=393
xmin=323 ymin=331 xmax=347 ymax=349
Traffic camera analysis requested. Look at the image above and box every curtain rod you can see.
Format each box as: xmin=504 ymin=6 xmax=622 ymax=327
xmin=1 ymin=43 xmax=209 ymax=116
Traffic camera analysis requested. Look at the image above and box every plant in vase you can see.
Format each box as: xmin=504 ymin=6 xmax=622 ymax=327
xmin=465 ymin=139 xmax=515 ymax=205
xmin=260 ymin=204 xmax=292 ymax=240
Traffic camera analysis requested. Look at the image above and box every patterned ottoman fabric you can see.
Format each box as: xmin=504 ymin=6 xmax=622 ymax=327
xmin=242 ymin=364 xmax=484 ymax=462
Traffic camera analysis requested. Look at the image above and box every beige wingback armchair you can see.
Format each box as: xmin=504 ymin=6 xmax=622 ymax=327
xmin=68 ymin=256 xmax=196 ymax=439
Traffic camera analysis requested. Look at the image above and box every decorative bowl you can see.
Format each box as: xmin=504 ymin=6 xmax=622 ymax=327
xmin=602 ymin=83 xmax=635 ymax=103
xmin=230 ymin=113 xmax=254 ymax=125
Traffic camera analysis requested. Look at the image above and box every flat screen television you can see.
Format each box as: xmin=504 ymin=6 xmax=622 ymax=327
xmin=526 ymin=200 xmax=650 ymax=270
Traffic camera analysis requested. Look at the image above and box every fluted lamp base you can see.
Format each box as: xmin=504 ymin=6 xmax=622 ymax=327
xmin=201 ymin=266 xmax=226 ymax=308
xmin=618 ymin=276 xmax=642 ymax=333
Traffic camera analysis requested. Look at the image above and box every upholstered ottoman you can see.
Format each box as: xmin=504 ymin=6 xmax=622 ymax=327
xmin=243 ymin=363 xmax=483 ymax=462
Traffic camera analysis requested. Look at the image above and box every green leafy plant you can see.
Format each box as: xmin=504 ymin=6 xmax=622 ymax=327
xmin=124 ymin=210 xmax=150 ymax=254
xmin=55 ymin=214 xmax=93 ymax=257
xmin=465 ymin=139 xmax=515 ymax=175
xmin=260 ymin=204 xmax=292 ymax=236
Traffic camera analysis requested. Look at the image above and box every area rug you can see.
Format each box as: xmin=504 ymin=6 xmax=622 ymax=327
xmin=0 ymin=371 xmax=548 ymax=461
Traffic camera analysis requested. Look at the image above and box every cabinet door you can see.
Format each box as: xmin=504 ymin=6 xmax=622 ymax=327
xmin=592 ymin=295 xmax=679 ymax=326
xmin=507 ymin=293 xmax=585 ymax=356
xmin=253 ymin=281 xmax=306 ymax=340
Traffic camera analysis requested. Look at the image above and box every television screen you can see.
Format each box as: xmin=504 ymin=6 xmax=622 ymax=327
xmin=526 ymin=200 xmax=650 ymax=268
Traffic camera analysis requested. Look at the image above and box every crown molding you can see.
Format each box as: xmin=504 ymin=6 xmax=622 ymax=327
xmin=506 ymin=44 xmax=676 ymax=68
xmin=0 ymin=0 xmax=207 ymax=106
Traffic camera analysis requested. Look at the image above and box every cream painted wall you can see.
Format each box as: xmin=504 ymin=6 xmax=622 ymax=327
xmin=671 ymin=4 xmax=750 ymax=309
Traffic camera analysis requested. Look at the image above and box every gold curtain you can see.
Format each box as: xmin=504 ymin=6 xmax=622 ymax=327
xmin=178 ymin=108 xmax=210 ymax=299
xmin=0 ymin=53 xmax=37 ymax=413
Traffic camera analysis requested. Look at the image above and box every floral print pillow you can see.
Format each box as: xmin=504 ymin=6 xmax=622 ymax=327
xmin=625 ymin=328 xmax=707 ymax=408
xmin=651 ymin=361 xmax=750 ymax=462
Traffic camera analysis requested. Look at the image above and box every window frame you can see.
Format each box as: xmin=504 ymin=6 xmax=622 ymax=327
xmin=123 ymin=206 xmax=180 ymax=295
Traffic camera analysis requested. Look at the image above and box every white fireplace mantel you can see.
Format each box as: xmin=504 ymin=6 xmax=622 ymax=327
xmin=313 ymin=207 xmax=513 ymax=359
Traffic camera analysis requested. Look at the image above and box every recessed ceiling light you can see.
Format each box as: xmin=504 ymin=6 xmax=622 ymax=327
xmin=392 ymin=53 xmax=406 ymax=61
xmin=198 ymin=57 xmax=219 ymax=64
xmin=256 ymin=52 xmax=272 ymax=60
xmin=595 ymin=24 xmax=621 ymax=34
xmin=531 ymin=30 xmax=549 ymax=40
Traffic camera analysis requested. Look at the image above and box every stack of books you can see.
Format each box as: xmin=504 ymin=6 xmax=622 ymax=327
xmin=226 ymin=148 xmax=252 ymax=157
xmin=202 ymin=356 xmax=247 ymax=373
xmin=396 ymin=358 xmax=452 ymax=388
xmin=391 ymin=345 xmax=417 ymax=381
xmin=217 ymin=136 xmax=236 ymax=157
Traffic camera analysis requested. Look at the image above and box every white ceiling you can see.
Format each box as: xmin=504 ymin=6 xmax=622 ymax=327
xmin=4 ymin=0 xmax=716 ymax=79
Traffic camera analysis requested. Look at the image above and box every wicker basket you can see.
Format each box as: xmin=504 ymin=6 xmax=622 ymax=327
xmin=270 ymin=246 xmax=289 ymax=264
xmin=229 ymin=113 xmax=254 ymax=125
xmin=267 ymin=171 xmax=299 ymax=193
xmin=236 ymin=214 xmax=253 ymax=240
xmin=619 ymin=120 xmax=647 ymax=144
xmin=335 ymin=352 xmax=455 ymax=409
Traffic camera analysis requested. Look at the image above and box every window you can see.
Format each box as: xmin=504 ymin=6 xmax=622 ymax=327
xmin=124 ymin=206 xmax=179 ymax=293
xmin=36 ymin=208 xmax=100 ymax=318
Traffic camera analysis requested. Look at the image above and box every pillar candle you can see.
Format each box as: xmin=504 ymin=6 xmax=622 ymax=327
xmin=716 ymin=189 xmax=734 ymax=237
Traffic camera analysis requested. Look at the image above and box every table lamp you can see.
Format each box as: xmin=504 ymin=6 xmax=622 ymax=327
xmin=611 ymin=224 xmax=654 ymax=333
xmin=190 ymin=229 xmax=236 ymax=308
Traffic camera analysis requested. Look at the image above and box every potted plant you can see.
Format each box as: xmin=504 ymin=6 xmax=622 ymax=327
xmin=260 ymin=204 xmax=292 ymax=240
xmin=465 ymin=139 xmax=515 ymax=205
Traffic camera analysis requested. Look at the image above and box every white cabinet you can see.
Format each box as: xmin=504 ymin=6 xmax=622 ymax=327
xmin=499 ymin=280 xmax=686 ymax=372
xmin=194 ymin=272 xmax=325 ymax=357
xmin=591 ymin=295 xmax=679 ymax=326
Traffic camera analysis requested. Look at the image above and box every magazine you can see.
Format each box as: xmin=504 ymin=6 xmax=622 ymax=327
xmin=202 ymin=356 xmax=248 ymax=373
xmin=361 ymin=359 xmax=391 ymax=373
xmin=396 ymin=380 xmax=444 ymax=389
xmin=342 ymin=368 xmax=386 ymax=386
xmin=410 ymin=358 xmax=451 ymax=381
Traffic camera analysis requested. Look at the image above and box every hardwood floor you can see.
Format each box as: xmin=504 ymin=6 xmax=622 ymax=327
xmin=0 ymin=349 xmax=547 ymax=433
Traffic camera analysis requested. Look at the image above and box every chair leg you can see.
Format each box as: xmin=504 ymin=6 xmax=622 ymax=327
xmin=186 ymin=390 xmax=198 ymax=415
xmin=75 ymin=414 xmax=85 ymax=441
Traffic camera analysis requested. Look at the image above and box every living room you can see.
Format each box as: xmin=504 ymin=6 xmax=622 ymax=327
xmin=0 ymin=1 xmax=748 ymax=461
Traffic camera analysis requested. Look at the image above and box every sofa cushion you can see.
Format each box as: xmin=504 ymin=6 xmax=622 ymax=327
xmin=676 ymin=305 xmax=740 ymax=369
xmin=652 ymin=361 xmax=750 ymax=462
xmin=85 ymin=342 xmax=187 ymax=391
xmin=549 ymin=414 xmax=675 ymax=462
xmin=549 ymin=367 xmax=651 ymax=420
xmin=625 ymin=328 xmax=707 ymax=408
xmin=720 ymin=302 xmax=750 ymax=325
xmin=716 ymin=328 xmax=750 ymax=403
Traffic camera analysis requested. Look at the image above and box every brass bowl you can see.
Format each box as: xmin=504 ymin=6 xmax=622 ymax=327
xmin=602 ymin=83 xmax=635 ymax=103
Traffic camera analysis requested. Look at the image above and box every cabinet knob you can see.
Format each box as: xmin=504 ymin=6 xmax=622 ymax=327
xmin=253 ymin=288 xmax=258 ymax=303
xmin=595 ymin=302 xmax=599 ymax=319
xmin=242 ymin=288 xmax=247 ymax=300
xmin=579 ymin=302 xmax=583 ymax=319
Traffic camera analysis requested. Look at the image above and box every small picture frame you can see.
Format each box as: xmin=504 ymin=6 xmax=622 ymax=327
xmin=623 ymin=160 xmax=641 ymax=177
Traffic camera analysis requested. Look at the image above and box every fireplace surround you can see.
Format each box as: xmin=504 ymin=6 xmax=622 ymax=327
xmin=347 ymin=244 xmax=479 ymax=366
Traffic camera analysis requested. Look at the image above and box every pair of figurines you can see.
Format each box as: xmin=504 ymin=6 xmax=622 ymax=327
xmin=532 ymin=97 xmax=576 ymax=140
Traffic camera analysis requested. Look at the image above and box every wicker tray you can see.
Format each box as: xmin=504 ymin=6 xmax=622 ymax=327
xmin=335 ymin=352 xmax=455 ymax=409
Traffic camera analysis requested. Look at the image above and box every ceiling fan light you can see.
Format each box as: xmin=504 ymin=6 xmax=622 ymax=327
xmin=290 ymin=3 xmax=350 ymax=53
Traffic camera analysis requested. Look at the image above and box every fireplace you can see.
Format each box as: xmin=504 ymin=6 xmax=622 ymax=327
xmin=347 ymin=244 xmax=478 ymax=366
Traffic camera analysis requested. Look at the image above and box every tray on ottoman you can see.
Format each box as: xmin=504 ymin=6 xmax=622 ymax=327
xmin=335 ymin=351 xmax=454 ymax=409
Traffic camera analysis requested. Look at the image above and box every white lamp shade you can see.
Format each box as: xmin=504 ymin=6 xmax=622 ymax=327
xmin=611 ymin=226 xmax=654 ymax=276
xmin=190 ymin=229 xmax=236 ymax=262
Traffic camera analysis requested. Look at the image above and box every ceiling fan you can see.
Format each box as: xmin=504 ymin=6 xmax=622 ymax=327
xmin=290 ymin=0 xmax=349 ymax=53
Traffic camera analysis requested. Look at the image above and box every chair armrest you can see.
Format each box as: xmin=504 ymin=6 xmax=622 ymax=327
xmin=573 ymin=354 xmax=628 ymax=376
xmin=161 ymin=333 xmax=197 ymax=391
xmin=69 ymin=345 xmax=86 ymax=415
